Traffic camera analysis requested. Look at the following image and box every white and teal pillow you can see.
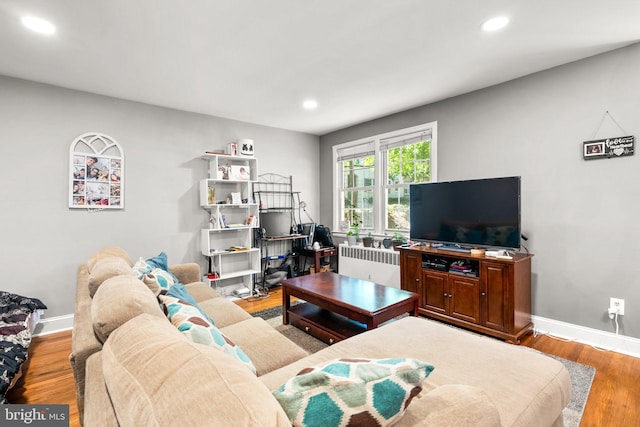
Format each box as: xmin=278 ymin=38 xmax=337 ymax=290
xmin=272 ymin=358 xmax=434 ymax=427
xmin=132 ymin=257 xmax=152 ymax=278
xmin=159 ymin=294 xmax=256 ymax=375
xmin=145 ymin=251 xmax=180 ymax=283
xmin=165 ymin=283 xmax=216 ymax=326
xmin=132 ymin=257 xmax=177 ymax=294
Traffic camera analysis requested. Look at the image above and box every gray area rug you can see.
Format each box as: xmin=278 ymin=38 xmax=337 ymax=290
xmin=548 ymin=354 xmax=596 ymax=427
xmin=251 ymin=306 xmax=595 ymax=427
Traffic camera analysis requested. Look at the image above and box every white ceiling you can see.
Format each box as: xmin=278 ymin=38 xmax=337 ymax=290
xmin=1 ymin=1 xmax=639 ymax=136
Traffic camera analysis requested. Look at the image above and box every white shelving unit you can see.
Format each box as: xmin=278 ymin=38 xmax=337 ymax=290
xmin=200 ymin=153 xmax=260 ymax=297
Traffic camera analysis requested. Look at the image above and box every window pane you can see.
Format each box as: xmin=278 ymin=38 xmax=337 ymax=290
xmin=386 ymin=141 xmax=431 ymax=186
xmin=401 ymin=162 xmax=414 ymax=183
xmin=361 ymin=209 xmax=374 ymax=230
xmin=343 ymin=189 xmax=373 ymax=229
xmin=386 ymin=147 xmax=402 ymax=185
xmin=415 ymin=140 xmax=431 ymax=160
xmin=384 ymin=140 xmax=430 ymax=231
xmin=343 ymin=167 xmax=374 ymax=188
xmin=342 ymin=156 xmax=374 ymax=189
xmin=387 ymin=187 xmax=410 ymax=230
xmin=415 ymin=160 xmax=430 ymax=182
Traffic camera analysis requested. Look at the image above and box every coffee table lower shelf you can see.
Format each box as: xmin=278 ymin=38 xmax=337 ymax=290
xmin=287 ymin=303 xmax=366 ymax=345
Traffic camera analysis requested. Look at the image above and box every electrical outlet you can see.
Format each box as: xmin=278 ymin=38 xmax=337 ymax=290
xmin=610 ymin=298 xmax=625 ymax=316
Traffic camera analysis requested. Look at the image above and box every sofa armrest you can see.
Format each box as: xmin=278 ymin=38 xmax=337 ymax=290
xmin=169 ymin=263 xmax=200 ymax=284
xmin=83 ymin=352 xmax=119 ymax=427
xmin=71 ymin=265 xmax=102 ymax=423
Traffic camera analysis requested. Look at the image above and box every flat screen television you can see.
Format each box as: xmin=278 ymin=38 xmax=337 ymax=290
xmin=409 ymin=176 xmax=521 ymax=249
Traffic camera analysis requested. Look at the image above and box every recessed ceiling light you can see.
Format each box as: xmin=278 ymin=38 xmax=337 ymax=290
xmin=302 ymin=99 xmax=318 ymax=110
xmin=21 ymin=16 xmax=56 ymax=35
xmin=482 ymin=16 xmax=509 ymax=32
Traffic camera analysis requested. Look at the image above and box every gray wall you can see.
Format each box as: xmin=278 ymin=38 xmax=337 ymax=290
xmin=1 ymin=75 xmax=319 ymax=320
xmin=320 ymin=43 xmax=640 ymax=339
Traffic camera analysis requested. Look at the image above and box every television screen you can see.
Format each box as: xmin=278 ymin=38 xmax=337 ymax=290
xmin=409 ymin=177 xmax=521 ymax=249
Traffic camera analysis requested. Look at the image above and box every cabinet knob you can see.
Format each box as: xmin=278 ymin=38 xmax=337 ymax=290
xmin=481 ymin=292 xmax=486 ymax=296
xmin=305 ymin=326 xmax=310 ymax=332
xmin=415 ymin=278 xmax=419 ymax=282
xmin=443 ymin=293 xmax=448 ymax=297
xmin=449 ymin=294 xmax=453 ymax=298
xmin=329 ymin=338 xmax=334 ymax=344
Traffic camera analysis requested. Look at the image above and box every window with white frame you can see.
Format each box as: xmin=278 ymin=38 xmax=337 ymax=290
xmin=333 ymin=122 xmax=437 ymax=235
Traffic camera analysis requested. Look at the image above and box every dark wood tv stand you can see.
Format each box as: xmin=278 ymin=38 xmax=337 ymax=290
xmin=399 ymin=246 xmax=533 ymax=343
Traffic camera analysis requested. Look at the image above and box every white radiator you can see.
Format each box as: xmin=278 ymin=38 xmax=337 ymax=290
xmin=338 ymin=244 xmax=400 ymax=288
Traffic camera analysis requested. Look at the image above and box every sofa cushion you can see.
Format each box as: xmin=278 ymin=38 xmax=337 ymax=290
xmin=221 ymin=317 xmax=309 ymax=376
xmin=87 ymin=246 xmax=132 ymax=272
xmin=102 ymin=314 xmax=290 ymax=427
xmin=91 ymin=275 xmax=165 ymax=343
xmin=183 ymin=282 xmax=222 ymax=303
xmin=272 ymin=357 xmax=434 ymax=427
xmin=88 ymin=257 xmax=137 ymax=297
xmin=196 ymin=296 xmax=252 ymax=328
xmin=397 ymin=384 xmax=501 ymax=427
xmin=159 ymin=295 xmax=256 ymax=375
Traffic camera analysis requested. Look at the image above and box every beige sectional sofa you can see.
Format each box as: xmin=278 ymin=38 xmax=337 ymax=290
xmin=71 ymin=247 xmax=571 ymax=426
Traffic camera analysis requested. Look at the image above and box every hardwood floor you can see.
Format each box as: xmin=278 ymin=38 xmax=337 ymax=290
xmin=6 ymin=331 xmax=79 ymax=427
xmin=9 ymin=287 xmax=639 ymax=427
xmin=520 ymin=332 xmax=640 ymax=427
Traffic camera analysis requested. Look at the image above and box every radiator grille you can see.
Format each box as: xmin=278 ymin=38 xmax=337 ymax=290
xmin=339 ymin=245 xmax=400 ymax=265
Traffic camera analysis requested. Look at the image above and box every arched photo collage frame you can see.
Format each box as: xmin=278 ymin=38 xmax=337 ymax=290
xmin=69 ymin=132 xmax=124 ymax=209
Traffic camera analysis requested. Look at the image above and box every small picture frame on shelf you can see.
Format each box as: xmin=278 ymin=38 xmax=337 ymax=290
xmin=229 ymin=165 xmax=251 ymax=181
xmin=228 ymin=142 xmax=238 ymax=156
xmin=231 ymin=192 xmax=242 ymax=204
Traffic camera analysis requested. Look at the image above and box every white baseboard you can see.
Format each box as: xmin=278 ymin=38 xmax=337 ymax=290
xmin=533 ymin=315 xmax=640 ymax=359
xmin=32 ymin=314 xmax=73 ymax=337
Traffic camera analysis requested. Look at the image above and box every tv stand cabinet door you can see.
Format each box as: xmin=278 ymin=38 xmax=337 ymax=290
xmin=423 ymin=270 xmax=448 ymax=315
xmin=481 ymin=262 xmax=512 ymax=333
xmin=448 ymin=275 xmax=480 ymax=324
xmin=400 ymin=250 xmax=422 ymax=297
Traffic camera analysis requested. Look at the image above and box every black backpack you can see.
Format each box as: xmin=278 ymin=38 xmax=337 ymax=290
xmin=313 ymin=225 xmax=334 ymax=247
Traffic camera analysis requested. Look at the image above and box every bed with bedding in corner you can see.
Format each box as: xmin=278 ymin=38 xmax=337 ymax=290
xmin=0 ymin=291 xmax=47 ymax=404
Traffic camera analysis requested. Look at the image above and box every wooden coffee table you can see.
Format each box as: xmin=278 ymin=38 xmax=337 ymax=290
xmin=282 ymin=271 xmax=419 ymax=344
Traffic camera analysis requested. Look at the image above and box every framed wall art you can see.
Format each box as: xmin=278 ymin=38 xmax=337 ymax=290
xmin=582 ymin=135 xmax=635 ymax=160
xmin=69 ymin=132 xmax=124 ymax=209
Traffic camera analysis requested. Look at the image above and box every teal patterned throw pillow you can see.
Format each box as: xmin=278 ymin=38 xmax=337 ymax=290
xmin=145 ymin=251 xmax=180 ymax=283
xmin=159 ymin=295 xmax=256 ymax=375
xmin=132 ymin=257 xmax=177 ymax=294
xmin=166 ymin=283 xmax=216 ymax=326
xmin=272 ymin=358 xmax=434 ymax=427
